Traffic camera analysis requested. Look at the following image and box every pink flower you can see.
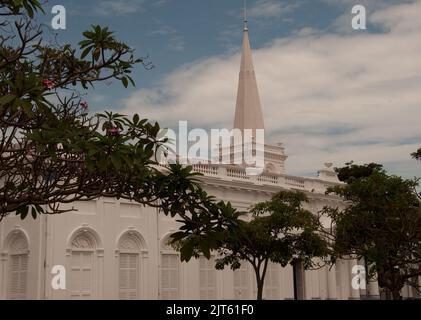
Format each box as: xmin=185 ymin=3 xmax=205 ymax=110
xmin=42 ymin=79 xmax=55 ymax=90
xmin=107 ymin=127 xmax=120 ymax=136
xmin=81 ymin=101 xmax=89 ymax=111
xmin=26 ymin=150 xmax=36 ymax=157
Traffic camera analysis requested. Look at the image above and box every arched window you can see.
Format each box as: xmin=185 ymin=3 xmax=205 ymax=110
xmin=69 ymin=230 xmax=98 ymax=299
xmin=117 ymin=231 xmax=145 ymax=300
xmin=160 ymin=235 xmax=180 ymax=300
xmin=6 ymin=231 xmax=29 ymax=300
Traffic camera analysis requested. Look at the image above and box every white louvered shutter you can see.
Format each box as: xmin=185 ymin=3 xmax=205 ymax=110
xmin=70 ymin=251 xmax=93 ymax=299
xmin=160 ymin=254 xmax=180 ymax=300
xmin=234 ymin=264 xmax=249 ymax=299
xmin=119 ymin=253 xmax=139 ymax=300
xmin=8 ymin=254 xmax=28 ymax=299
xmin=336 ymin=260 xmax=352 ymax=299
xmin=264 ymin=262 xmax=280 ymax=300
xmin=199 ymin=256 xmax=216 ymax=300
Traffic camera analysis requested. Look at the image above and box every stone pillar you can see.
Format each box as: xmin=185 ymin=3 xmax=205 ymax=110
xmin=368 ymin=279 xmax=380 ymax=299
xmin=219 ymin=166 xmax=227 ymax=178
xmin=366 ymin=262 xmax=380 ymax=299
xmin=358 ymin=259 xmax=367 ymax=298
xmin=327 ymin=264 xmax=337 ymax=299
xmin=0 ymin=253 xmax=7 ymax=299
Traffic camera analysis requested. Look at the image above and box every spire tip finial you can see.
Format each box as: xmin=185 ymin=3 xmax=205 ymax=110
xmin=243 ymin=0 xmax=248 ymax=31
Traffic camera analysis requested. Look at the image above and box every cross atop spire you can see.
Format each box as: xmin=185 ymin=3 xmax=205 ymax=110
xmin=243 ymin=0 xmax=248 ymax=31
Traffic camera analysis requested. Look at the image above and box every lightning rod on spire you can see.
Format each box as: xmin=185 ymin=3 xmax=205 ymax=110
xmin=243 ymin=0 xmax=248 ymax=31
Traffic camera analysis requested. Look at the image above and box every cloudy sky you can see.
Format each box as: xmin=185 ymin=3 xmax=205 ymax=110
xmin=47 ymin=0 xmax=420 ymax=178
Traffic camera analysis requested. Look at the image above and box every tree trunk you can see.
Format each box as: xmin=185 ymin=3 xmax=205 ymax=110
xmin=252 ymin=260 xmax=268 ymax=300
xmin=257 ymin=279 xmax=264 ymax=300
xmin=384 ymin=288 xmax=392 ymax=300
xmin=378 ymin=268 xmax=403 ymax=300
xmin=392 ymin=289 xmax=402 ymax=300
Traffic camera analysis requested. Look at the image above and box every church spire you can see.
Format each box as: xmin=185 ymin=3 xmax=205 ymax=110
xmin=233 ymin=4 xmax=265 ymax=136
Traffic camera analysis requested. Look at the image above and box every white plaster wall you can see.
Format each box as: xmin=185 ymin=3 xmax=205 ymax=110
xmin=0 ymin=181 xmax=381 ymax=300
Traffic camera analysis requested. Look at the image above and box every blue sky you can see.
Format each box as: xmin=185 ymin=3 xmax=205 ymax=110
xmin=43 ymin=1 xmax=342 ymax=93
xmin=39 ymin=0 xmax=421 ymax=178
xmin=43 ymin=0 xmax=403 ymax=106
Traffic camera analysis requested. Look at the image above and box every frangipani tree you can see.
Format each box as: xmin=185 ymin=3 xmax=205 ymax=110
xmin=0 ymin=0 xmax=240 ymax=257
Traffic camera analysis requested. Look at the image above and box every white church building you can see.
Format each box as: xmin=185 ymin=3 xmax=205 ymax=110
xmin=0 ymin=18 xmax=418 ymax=301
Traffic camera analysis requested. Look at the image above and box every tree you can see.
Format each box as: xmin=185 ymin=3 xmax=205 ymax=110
xmin=412 ymin=148 xmax=421 ymax=161
xmin=335 ymin=161 xmax=383 ymax=183
xmin=177 ymin=191 xmax=328 ymax=300
xmin=324 ymin=165 xmax=421 ymax=300
xmin=0 ymin=0 xmax=196 ymax=219
xmin=0 ymin=0 xmax=242 ymax=259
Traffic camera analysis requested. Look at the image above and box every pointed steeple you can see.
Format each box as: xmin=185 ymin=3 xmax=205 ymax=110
xmin=233 ymin=7 xmax=265 ymax=136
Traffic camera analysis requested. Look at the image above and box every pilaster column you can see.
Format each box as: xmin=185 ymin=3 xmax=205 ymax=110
xmin=327 ymin=264 xmax=337 ymax=299
xmin=368 ymin=279 xmax=380 ymax=299
xmin=0 ymin=252 xmax=7 ymax=299
xmin=358 ymin=258 xmax=367 ymax=298
xmin=219 ymin=166 xmax=227 ymax=179
xmin=350 ymin=260 xmax=361 ymax=300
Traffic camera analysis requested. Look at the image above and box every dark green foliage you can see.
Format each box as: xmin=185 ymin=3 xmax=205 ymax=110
xmin=412 ymin=148 xmax=421 ymax=161
xmin=335 ymin=161 xmax=384 ymax=182
xmin=324 ymin=168 xmax=421 ymax=300
xmin=182 ymin=191 xmax=328 ymax=300
xmin=0 ymin=0 xmax=43 ymax=17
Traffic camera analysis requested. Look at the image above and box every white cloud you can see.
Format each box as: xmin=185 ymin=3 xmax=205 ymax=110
xmin=149 ymin=25 xmax=177 ymax=36
xmin=151 ymin=0 xmax=171 ymax=8
xmin=121 ymin=0 xmax=421 ymax=178
xmin=148 ymin=23 xmax=186 ymax=51
xmin=94 ymin=0 xmax=144 ymax=16
xmin=168 ymin=35 xmax=186 ymax=52
xmin=248 ymin=0 xmax=300 ymax=19
xmin=90 ymin=94 xmax=107 ymax=103
xmin=371 ymin=1 xmax=421 ymax=32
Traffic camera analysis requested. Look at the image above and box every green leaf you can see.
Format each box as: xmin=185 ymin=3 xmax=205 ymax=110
xmin=0 ymin=95 xmax=15 ymax=106
xmin=79 ymin=40 xmax=92 ymax=48
xmin=83 ymin=31 xmax=94 ymax=39
xmin=133 ymin=114 xmax=139 ymax=125
xmin=200 ymin=241 xmax=211 ymax=259
xmin=93 ymin=47 xmax=101 ymax=61
xmin=180 ymin=241 xmax=195 ymax=262
xmin=31 ymin=207 xmax=37 ymax=219
xmin=17 ymin=206 xmax=29 ymax=220
xmin=35 ymin=205 xmax=45 ymax=214
xmin=127 ymin=75 xmax=135 ymax=87
xmin=81 ymin=46 xmax=92 ymax=59
xmin=122 ymin=77 xmax=128 ymax=88
xmin=26 ymin=4 xmax=34 ymax=18
xmin=111 ymin=154 xmax=122 ymax=169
